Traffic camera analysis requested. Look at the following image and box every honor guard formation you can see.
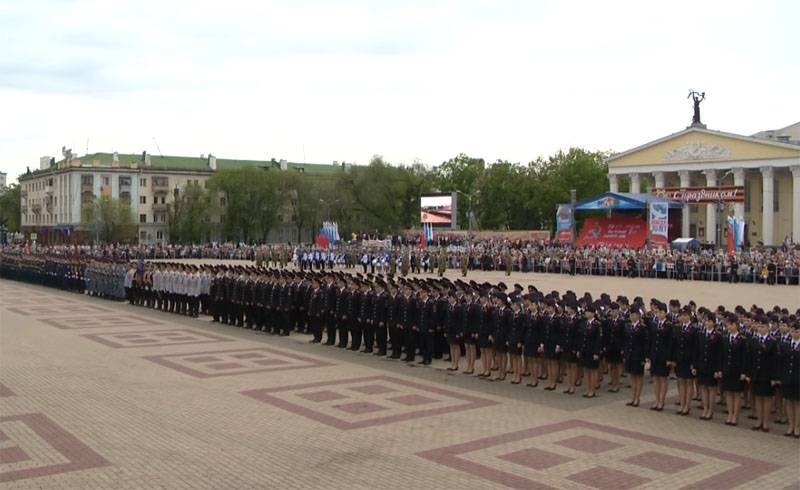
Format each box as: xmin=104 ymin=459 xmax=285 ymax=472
xmin=2 ymin=251 xmax=799 ymax=439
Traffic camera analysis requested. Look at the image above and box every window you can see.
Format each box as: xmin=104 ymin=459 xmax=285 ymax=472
xmin=140 ymin=214 xmax=147 ymax=223
xmin=140 ymin=178 xmax=147 ymax=187
xmin=220 ymin=197 xmax=226 ymax=206
xmin=103 ymin=177 xmax=110 ymax=186
xmin=119 ymin=176 xmax=131 ymax=186
xmin=161 ymin=196 xmax=166 ymax=204
xmin=82 ymin=175 xmax=93 ymax=185
xmin=156 ymin=231 xmax=163 ymax=240
xmin=140 ymin=196 xmax=146 ymax=204
xmin=152 ymin=176 xmax=168 ymax=187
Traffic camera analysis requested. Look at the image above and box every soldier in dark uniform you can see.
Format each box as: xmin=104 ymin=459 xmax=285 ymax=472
xmin=324 ymin=279 xmax=340 ymax=345
xmin=463 ymin=293 xmax=480 ymax=375
xmin=349 ymin=282 xmax=366 ymax=351
xmin=748 ymin=317 xmax=779 ymax=432
xmin=476 ymin=293 xmax=494 ymax=377
xmin=561 ymin=301 xmax=580 ymax=394
xmin=624 ymin=307 xmax=648 ymax=407
xmin=492 ymin=295 xmax=510 ymax=381
xmin=401 ymin=285 xmax=418 ymax=362
xmin=781 ymin=325 xmax=800 ymax=437
xmin=672 ymin=307 xmax=697 ymax=415
xmin=389 ymin=285 xmax=405 ymax=359
xmin=508 ymin=300 xmax=525 ymax=384
xmin=362 ymin=283 xmax=377 ymax=353
xmin=694 ymin=311 xmax=722 ymax=420
xmin=372 ymin=282 xmax=389 ymax=356
xmin=604 ymin=303 xmax=625 ymax=392
xmin=308 ymin=279 xmax=324 ymax=343
xmin=417 ymin=288 xmax=435 ymax=365
xmin=523 ymin=297 xmax=542 ymax=387
xmin=541 ymin=298 xmax=562 ymax=391
xmin=648 ymin=301 xmax=673 ymax=411
xmin=335 ymin=280 xmax=352 ymax=347
xmin=721 ymin=314 xmax=748 ymax=426
xmin=445 ymin=292 xmax=462 ymax=371
xmin=578 ymin=303 xmax=602 ymax=397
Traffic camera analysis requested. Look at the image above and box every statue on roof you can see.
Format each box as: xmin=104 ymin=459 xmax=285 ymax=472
xmin=687 ymin=90 xmax=705 ymax=128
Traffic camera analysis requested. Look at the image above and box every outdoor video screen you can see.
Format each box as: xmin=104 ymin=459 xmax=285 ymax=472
xmin=420 ymin=193 xmax=454 ymax=228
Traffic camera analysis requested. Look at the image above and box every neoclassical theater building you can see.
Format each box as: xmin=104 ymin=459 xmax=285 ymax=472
xmin=606 ymin=121 xmax=800 ymax=246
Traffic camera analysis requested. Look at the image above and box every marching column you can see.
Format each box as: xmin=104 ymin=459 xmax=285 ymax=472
xmin=761 ymin=166 xmax=774 ymax=246
xmin=679 ymin=170 xmax=691 ymax=237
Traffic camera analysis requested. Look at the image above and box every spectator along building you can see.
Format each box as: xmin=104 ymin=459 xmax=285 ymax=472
xmin=18 ymin=151 xmax=341 ymax=244
xmin=606 ymin=121 xmax=800 ymax=246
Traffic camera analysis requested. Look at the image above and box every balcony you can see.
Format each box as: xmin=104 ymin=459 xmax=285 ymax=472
xmin=152 ymin=202 xmax=169 ymax=211
xmin=152 ymin=182 xmax=169 ymax=194
xmin=31 ymin=202 xmax=41 ymax=213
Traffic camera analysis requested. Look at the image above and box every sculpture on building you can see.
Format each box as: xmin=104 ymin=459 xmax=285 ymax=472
xmin=687 ymin=90 xmax=705 ymax=127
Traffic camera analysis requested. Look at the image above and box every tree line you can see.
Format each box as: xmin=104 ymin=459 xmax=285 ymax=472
xmin=0 ymin=147 xmax=614 ymax=243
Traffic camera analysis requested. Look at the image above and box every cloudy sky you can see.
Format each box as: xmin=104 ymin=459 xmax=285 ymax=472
xmin=1 ymin=0 xmax=797 ymax=182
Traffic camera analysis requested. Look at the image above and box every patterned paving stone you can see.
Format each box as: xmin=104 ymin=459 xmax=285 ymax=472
xmin=416 ymin=419 xmax=783 ymax=490
xmin=143 ymin=346 xmax=333 ymax=378
xmin=623 ymin=450 xmax=699 ymax=473
xmin=0 ymin=382 xmax=16 ymax=397
xmin=6 ymin=304 xmax=113 ymax=317
xmin=0 ymin=413 xmax=109 ymax=483
xmin=241 ymin=375 xmax=498 ymax=430
xmin=567 ymin=466 xmax=650 ymax=490
xmin=555 ymin=435 xmax=623 ymax=454
xmin=81 ymin=329 xmax=232 ymax=348
xmin=40 ymin=315 xmax=163 ymax=330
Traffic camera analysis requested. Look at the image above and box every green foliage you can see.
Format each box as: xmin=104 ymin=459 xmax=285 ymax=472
xmin=0 ymin=184 xmax=21 ymax=232
xmin=81 ymin=196 xmax=137 ymax=243
xmin=168 ymin=183 xmax=213 ymax=243
xmin=432 ymin=153 xmax=485 ymax=226
xmin=207 ymin=167 xmax=282 ymax=242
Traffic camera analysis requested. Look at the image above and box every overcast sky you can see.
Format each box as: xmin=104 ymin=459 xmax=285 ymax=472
xmin=1 ymin=0 xmax=797 ymax=182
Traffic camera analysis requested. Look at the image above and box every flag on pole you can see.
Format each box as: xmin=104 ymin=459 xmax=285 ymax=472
xmin=726 ymin=217 xmax=735 ymax=255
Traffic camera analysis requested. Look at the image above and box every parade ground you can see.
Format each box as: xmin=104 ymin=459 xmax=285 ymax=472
xmin=1 ymin=273 xmax=799 ymax=489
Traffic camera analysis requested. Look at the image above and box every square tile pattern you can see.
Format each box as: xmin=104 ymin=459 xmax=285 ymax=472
xmin=0 ymin=413 xmax=109 ymax=483
xmin=143 ymin=347 xmax=334 ymax=378
xmin=0 ymin=295 xmax=74 ymax=307
xmin=81 ymin=329 xmax=232 ymax=349
xmin=40 ymin=314 xmax=162 ymax=330
xmin=241 ymin=375 xmax=498 ymax=430
xmin=6 ymin=304 xmax=113 ymax=317
xmin=417 ymin=419 xmax=782 ymax=490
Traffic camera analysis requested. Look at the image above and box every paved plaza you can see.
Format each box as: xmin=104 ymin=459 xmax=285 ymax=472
xmin=1 ymin=274 xmax=799 ymax=489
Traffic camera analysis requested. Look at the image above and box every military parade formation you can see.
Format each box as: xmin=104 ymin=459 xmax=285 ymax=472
xmin=1 ymin=251 xmax=799 ymax=440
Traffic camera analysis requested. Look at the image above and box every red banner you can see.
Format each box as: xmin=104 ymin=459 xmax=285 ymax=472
xmin=575 ymin=217 xmax=648 ymax=248
xmin=652 ymin=186 xmax=744 ymax=203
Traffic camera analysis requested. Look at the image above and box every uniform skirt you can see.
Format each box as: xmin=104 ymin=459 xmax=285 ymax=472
xmin=509 ymin=344 xmax=523 ymax=356
xmin=783 ymin=380 xmax=800 ymax=401
xmin=463 ymin=333 xmax=477 ymax=345
xmin=675 ymin=360 xmax=694 ymax=379
xmin=523 ymin=342 xmax=538 ymax=358
xmin=752 ymin=378 xmax=774 ymax=397
xmin=697 ymin=370 xmax=717 ymax=387
xmin=722 ymin=373 xmax=744 ymax=393
xmin=563 ymin=351 xmax=578 ymax=363
xmin=478 ymin=334 xmax=493 ymax=349
xmin=650 ymin=359 xmax=670 ymax=377
xmin=580 ymin=354 xmax=599 ymax=370
xmin=605 ymin=347 xmax=623 ymax=364
xmin=494 ymin=339 xmax=508 ymax=353
xmin=625 ymin=358 xmax=645 ymax=375
xmin=446 ymin=334 xmax=461 ymax=346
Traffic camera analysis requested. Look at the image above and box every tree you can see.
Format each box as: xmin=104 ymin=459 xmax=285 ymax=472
xmin=207 ymin=168 xmax=282 ymax=243
xmin=81 ymin=196 xmax=137 ymax=243
xmin=167 ymin=183 xmax=213 ymax=243
xmin=0 ymin=184 xmax=21 ymax=233
xmin=433 ymin=154 xmax=485 ymax=226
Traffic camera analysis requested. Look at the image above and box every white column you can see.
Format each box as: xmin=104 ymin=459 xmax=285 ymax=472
xmin=608 ymin=174 xmax=619 ymax=193
xmin=679 ymin=170 xmax=691 ymax=237
xmin=653 ymin=172 xmax=665 ymax=190
xmin=732 ymin=168 xmax=746 ymax=219
xmin=761 ymin=166 xmax=774 ymax=246
xmin=703 ymin=169 xmax=717 ymax=244
xmin=629 ymin=173 xmax=641 ymax=194
xmin=791 ymin=166 xmax=800 ymax=243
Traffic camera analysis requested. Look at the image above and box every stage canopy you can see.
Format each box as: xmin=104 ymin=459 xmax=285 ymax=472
xmin=574 ymin=192 xmax=681 ymax=211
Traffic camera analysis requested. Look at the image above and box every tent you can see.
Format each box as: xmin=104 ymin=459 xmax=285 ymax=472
xmin=670 ymin=237 xmax=700 ymax=251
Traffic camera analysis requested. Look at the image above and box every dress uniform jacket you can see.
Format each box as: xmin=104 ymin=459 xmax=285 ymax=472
xmin=523 ymin=312 xmax=540 ymax=358
xmin=604 ymin=316 xmax=625 ymax=364
xmin=478 ymin=305 xmax=493 ymax=349
xmin=445 ymin=303 xmax=463 ymax=345
xmin=623 ymin=320 xmax=648 ymax=375
xmin=561 ymin=315 xmax=579 ymax=363
xmin=465 ymin=302 xmax=481 ymax=345
xmin=671 ymin=323 xmax=697 ymax=379
xmin=693 ymin=329 xmax=722 ymax=386
xmin=507 ymin=311 xmax=525 ymax=355
xmin=541 ymin=313 xmax=561 ymax=359
xmin=578 ymin=318 xmax=602 ymax=369
xmin=748 ymin=336 xmax=778 ymax=397
xmin=649 ymin=319 xmax=674 ymax=377
xmin=721 ymin=333 xmax=748 ymax=392
xmin=780 ymin=340 xmax=800 ymax=401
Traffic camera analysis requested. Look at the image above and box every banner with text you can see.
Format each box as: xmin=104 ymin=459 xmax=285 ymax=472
xmin=575 ymin=217 xmax=647 ymax=248
xmin=648 ymin=202 xmax=669 ymax=247
xmin=652 ymin=186 xmax=744 ymax=203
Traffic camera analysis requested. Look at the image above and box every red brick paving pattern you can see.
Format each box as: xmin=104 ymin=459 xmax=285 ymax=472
xmin=0 ymin=413 xmax=109 ymax=483
xmin=624 ymin=450 xmax=699 ymax=473
xmin=40 ymin=314 xmax=163 ymax=330
xmin=567 ymin=466 xmax=651 ymax=490
xmin=81 ymin=329 xmax=232 ymax=348
xmin=6 ymin=304 xmax=112 ymax=317
xmin=416 ymin=419 xmax=783 ymax=490
xmin=497 ymin=447 xmax=574 ymax=471
xmin=142 ymin=346 xmax=334 ymax=378
xmin=556 ymin=435 xmax=624 ymax=454
xmin=241 ymin=375 xmax=498 ymax=430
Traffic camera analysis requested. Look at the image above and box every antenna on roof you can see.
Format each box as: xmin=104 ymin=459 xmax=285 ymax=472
xmin=152 ymin=137 xmax=164 ymax=158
